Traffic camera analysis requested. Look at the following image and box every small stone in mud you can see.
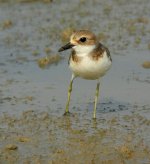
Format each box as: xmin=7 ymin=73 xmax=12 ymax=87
xmin=103 ymin=5 xmax=112 ymax=16
xmin=25 ymin=96 xmax=34 ymax=101
xmin=2 ymin=20 xmax=13 ymax=29
xmin=148 ymin=43 xmax=150 ymax=50
xmin=61 ymin=27 xmax=75 ymax=42
xmin=32 ymin=50 xmax=40 ymax=56
xmin=97 ymin=32 xmax=109 ymax=42
xmin=134 ymin=37 xmax=141 ymax=45
xmin=56 ymin=149 xmax=65 ymax=154
xmin=42 ymin=0 xmax=53 ymax=2
xmin=117 ymin=145 xmax=134 ymax=159
xmin=17 ymin=136 xmax=30 ymax=142
xmin=142 ymin=61 xmax=150 ymax=69
xmin=37 ymin=55 xmax=62 ymax=69
xmin=5 ymin=144 xmax=18 ymax=150
xmin=44 ymin=47 xmax=51 ymax=54
xmin=39 ymin=112 xmax=49 ymax=120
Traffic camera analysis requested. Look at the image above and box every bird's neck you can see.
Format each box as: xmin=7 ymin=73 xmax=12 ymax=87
xmin=73 ymin=45 xmax=96 ymax=57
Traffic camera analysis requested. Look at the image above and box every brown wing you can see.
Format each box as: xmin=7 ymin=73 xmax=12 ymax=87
xmin=99 ymin=43 xmax=112 ymax=61
xmin=90 ymin=43 xmax=112 ymax=61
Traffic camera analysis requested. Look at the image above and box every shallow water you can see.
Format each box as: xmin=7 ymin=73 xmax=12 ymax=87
xmin=0 ymin=0 xmax=150 ymax=163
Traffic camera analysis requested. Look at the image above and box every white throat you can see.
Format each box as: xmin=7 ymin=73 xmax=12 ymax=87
xmin=73 ymin=45 xmax=95 ymax=57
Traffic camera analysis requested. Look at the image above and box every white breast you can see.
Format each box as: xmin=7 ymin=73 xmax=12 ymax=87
xmin=69 ymin=51 xmax=112 ymax=80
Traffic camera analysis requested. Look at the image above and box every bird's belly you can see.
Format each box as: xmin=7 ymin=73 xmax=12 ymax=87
xmin=69 ymin=55 xmax=111 ymax=80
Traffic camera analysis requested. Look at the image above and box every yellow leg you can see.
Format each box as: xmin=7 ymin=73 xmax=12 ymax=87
xmin=93 ymin=82 xmax=100 ymax=119
xmin=64 ymin=76 xmax=74 ymax=115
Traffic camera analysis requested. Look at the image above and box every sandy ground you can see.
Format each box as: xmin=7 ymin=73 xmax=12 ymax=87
xmin=0 ymin=0 xmax=150 ymax=163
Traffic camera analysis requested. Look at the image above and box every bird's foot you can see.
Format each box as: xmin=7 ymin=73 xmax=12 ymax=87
xmin=93 ymin=117 xmax=97 ymax=120
xmin=63 ymin=111 xmax=71 ymax=116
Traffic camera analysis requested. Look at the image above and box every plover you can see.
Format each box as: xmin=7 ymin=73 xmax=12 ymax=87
xmin=58 ymin=30 xmax=112 ymax=119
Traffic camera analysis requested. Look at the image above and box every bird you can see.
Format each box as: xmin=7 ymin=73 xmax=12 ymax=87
xmin=58 ymin=30 xmax=112 ymax=119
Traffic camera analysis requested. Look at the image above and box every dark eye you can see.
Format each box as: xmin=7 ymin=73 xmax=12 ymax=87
xmin=80 ymin=37 xmax=86 ymax=42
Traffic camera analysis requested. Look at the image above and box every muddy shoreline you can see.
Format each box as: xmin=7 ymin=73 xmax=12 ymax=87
xmin=0 ymin=0 xmax=150 ymax=163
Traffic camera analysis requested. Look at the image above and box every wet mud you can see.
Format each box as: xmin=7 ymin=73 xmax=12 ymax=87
xmin=0 ymin=0 xmax=150 ymax=163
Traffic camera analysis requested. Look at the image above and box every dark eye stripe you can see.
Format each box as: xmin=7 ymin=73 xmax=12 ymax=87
xmin=80 ymin=37 xmax=86 ymax=42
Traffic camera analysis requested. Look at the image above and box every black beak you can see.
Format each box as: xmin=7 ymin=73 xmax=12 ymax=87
xmin=58 ymin=42 xmax=74 ymax=52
